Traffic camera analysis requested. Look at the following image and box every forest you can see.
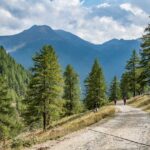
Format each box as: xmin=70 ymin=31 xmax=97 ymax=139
xmin=0 ymin=20 xmax=149 ymax=149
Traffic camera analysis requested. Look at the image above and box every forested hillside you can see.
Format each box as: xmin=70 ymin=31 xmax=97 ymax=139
xmin=0 ymin=46 xmax=30 ymax=111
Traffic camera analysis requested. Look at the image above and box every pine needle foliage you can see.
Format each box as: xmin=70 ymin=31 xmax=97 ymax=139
xmin=0 ymin=75 xmax=19 ymax=142
xmin=84 ymin=59 xmax=106 ymax=110
xmin=23 ymin=45 xmax=64 ymax=130
xmin=109 ymin=76 xmax=121 ymax=101
xmin=140 ymin=21 xmax=150 ymax=89
xmin=63 ymin=65 xmax=83 ymax=115
xmin=125 ymin=50 xmax=140 ymax=96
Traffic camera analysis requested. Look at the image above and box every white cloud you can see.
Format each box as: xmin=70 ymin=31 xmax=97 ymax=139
xmin=120 ymin=3 xmax=149 ymax=26
xmin=74 ymin=16 xmax=144 ymax=43
xmin=120 ymin=3 xmax=147 ymax=17
xmin=0 ymin=0 xmax=149 ymax=43
xmin=0 ymin=7 xmax=17 ymax=25
xmin=97 ymin=3 xmax=110 ymax=8
xmin=7 ymin=43 xmax=26 ymax=53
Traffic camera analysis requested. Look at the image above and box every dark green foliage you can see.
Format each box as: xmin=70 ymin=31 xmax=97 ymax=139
xmin=64 ymin=65 xmax=83 ymax=115
xmin=125 ymin=50 xmax=140 ymax=96
xmin=0 ymin=46 xmax=30 ymax=112
xmin=109 ymin=76 xmax=121 ymax=101
xmin=24 ymin=45 xmax=64 ymax=130
xmin=140 ymin=22 xmax=150 ymax=88
xmin=84 ymin=59 xmax=106 ymax=110
xmin=0 ymin=75 xmax=20 ymax=141
xmin=120 ymin=73 xmax=132 ymax=99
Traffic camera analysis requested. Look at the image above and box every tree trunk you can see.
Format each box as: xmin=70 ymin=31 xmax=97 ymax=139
xmin=133 ymin=89 xmax=136 ymax=97
xmin=43 ymin=112 xmax=46 ymax=131
xmin=3 ymin=139 xmax=6 ymax=150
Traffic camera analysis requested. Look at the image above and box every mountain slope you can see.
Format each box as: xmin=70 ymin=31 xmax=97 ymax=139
xmin=0 ymin=25 xmax=141 ymax=85
xmin=0 ymin=46 xmax=30 ymax=109
xmin=97 ymin=39 xmax=141 ymax=82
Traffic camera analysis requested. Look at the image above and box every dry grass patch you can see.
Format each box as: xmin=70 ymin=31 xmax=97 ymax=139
xmin=127 ymin=94 xmax=150 ymax=112
xmin=11 ymin=105 xmax=115 ymax=149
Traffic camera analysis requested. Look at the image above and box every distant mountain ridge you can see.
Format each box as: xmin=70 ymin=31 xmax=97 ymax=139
xmin=0 ymin=25 xmax=141 ymax=86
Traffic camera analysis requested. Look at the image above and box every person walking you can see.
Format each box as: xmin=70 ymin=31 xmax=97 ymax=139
xmin=114 ymin=99 xmax=117 ymax=105
xmin=123 ymin=97 xmax=126 ymax=105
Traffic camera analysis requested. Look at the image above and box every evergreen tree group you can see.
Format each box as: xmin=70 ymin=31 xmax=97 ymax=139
xmin=0 ymin=19 xmax=150 ymax=143
xmin=0 ymin=75 xmax=21 ymax=143
xmin=24 ymin=50 xmax=107 ymax=130
xmin=140 ymin=22 xmax=150 ymax=89
xmin=0 ymin=46 xmax=30 ymax=113
xmin=120 ymin=49 xmax=148 ymax=98
xmin=125 ymin=50 xmax=140 ymax=96
xmin=120 ymin=21 xmax=150 ymax=96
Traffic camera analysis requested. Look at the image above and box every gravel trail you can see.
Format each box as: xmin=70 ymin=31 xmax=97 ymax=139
xmin=28 ymin=102 xmax=150 ymax=150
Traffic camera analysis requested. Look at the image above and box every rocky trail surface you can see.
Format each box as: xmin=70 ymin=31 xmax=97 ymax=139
xmin=27 ymin=101 xmax=150 ymax=150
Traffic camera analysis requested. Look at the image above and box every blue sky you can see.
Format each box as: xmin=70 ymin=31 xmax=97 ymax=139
xmin=0 ymin=0 xmax=149 ymax=43
xmin=83 ymin=0 xmax=100 ymax=6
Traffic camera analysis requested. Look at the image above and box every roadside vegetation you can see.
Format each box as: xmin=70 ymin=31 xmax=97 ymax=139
xmin=127 ymin=94 xmax=150 ymax=112
xmin=1 ymin=105 xmax=115 ymax=149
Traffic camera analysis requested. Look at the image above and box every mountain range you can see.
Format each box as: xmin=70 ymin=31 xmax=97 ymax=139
xmin=0 ymin=25 xmax=141 ymax=87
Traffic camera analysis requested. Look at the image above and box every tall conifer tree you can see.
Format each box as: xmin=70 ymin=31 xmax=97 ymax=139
xmin=109 ymin=76 xmax=121 ymax=101
xmin=120 ymin=73 xmax=131 ymax=99
xmin=140 ymin=21 xmax=150 ymax=89
xmin=64 ymin=65 xmax=82 ymax=115
xmin=24 ymin=45 xmax=64 ymax=130
xmin=84 ymin=59 xmax=106 ymax=110
xmin=126 ymin=50 xmax=140 ymax=96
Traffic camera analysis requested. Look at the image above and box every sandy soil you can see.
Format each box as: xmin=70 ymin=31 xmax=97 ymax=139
xmin=27 ymin=101 xmax=150 ymax=150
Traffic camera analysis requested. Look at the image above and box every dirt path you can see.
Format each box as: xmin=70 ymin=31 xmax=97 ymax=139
xmin=28 ymin=101 xmax=150 ymax=150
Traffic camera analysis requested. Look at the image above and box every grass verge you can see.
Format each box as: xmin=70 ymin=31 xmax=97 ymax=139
xmin=127 ymin=94 xmax=150 ymax=113
xmin=11 ymin=105 xmax=115 ymax=149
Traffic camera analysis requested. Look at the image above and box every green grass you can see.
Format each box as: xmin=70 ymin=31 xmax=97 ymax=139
xmin=127 ymin=94 xmax=150 ymax=112
xmin=10 ymin=105 xmax=115 ymax=149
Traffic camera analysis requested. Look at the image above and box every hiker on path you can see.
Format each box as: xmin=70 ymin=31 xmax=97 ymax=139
xmin=114 ymin=99 xmax=117 ymax=105
xmin=123 ymin=97 xmax=126 ymax=105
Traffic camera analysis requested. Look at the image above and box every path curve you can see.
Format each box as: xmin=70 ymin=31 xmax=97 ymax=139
xmin=28 ymin=101 xmax=150 ymax=150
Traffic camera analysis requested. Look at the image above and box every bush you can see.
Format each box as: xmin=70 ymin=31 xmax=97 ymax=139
xmin=11 ymin=137 xmax=36 ymax=149
xmin=11 ymin=138 xmax=23 ymax=149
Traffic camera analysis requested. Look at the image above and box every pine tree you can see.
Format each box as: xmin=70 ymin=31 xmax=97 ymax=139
xmin=109 ymin=76 xmax=121 ymax=101
xmin=0 ymin=75 xmax=16 ymax=143
xmin=140 ymin=21 xmax=150 ymax=89
xmin=120 ymin=73 xmax=131 ymax=99
xmin=126 ymin=50 xmax=140 ymax=96
xmin=23 ymin=45 xmax=64 ymax=130
xmin=84 ymin=59 xmax=106 ymax=110
xmin=63 ymin=65 xmax=82 ymax=115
